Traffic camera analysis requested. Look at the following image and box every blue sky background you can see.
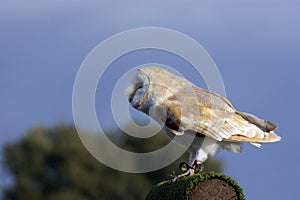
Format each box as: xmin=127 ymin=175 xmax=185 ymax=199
xmin=1 ymin=1 xmax=300 ymax=199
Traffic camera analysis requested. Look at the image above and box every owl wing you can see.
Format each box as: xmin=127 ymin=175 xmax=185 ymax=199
xmin=162 ymin=87 xmax=281 ymax=144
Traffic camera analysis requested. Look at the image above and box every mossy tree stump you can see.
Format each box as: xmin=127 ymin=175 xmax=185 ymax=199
xmin=146 ymin=172 xmax=245 ymax=200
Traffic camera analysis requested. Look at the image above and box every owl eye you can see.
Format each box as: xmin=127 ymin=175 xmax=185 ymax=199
xmin=135 ymin=84 xmax=143 ymax=90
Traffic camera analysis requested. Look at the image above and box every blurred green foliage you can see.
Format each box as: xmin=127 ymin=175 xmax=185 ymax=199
xmin=2 ymin=125 xmax=223 ymax=200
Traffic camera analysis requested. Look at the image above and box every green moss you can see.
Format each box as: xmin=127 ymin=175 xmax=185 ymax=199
xmin=146 ymin=172 xmax=245 ymax=200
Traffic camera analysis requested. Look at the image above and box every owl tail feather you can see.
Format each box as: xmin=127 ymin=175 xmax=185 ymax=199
xmin=226 ymin=111 xmax=281 ymax=144
xmin=236 ymin=111 xmax=277 ymax=132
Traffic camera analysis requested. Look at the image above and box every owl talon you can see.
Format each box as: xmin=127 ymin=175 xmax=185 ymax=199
xmin=179 ymin=160 xmax=204 ymax=173
xmin=171 ymin=168 xmax=195 ymax=182
xmin=171 ymin=161 xmax=203 ymax=182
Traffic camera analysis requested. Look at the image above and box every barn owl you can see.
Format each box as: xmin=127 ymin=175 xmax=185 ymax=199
xmin=128 ymin=66 xmax=281 ymax=179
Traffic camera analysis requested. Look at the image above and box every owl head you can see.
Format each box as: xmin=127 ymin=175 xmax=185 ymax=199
xmin=128 ymin=67 xmax=195 ymax=114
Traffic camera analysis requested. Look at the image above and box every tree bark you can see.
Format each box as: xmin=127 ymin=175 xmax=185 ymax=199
xmin=146 ymin=172 xmax=245 ymax=200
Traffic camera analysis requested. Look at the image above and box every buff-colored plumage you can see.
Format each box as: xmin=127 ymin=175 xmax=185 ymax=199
xmin=128 ymin=66 xmax=281 ymax=165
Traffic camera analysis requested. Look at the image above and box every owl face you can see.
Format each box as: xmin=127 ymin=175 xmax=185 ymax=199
xmin=128 ymin=68 xmax=157 ymax=113
xmin=128 ymin=69 xmax=150 ymax=110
